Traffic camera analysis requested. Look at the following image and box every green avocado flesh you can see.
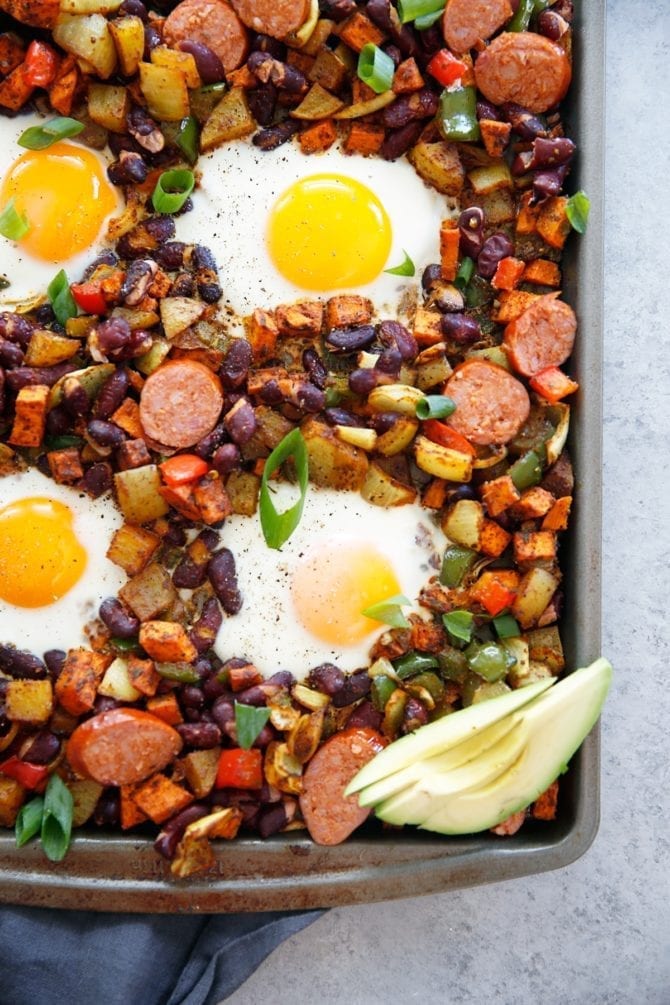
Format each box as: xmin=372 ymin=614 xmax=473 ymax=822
xmin=350 ymin=658 xmax=613 ymax=835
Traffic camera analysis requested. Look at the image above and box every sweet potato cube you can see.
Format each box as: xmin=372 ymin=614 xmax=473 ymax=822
xmin=336 ymin=10 xmax=385 ymax=51
xmin=478 ymin=519 xmax=512 ymax=558
xmin=110 ymin=397 xmax=143 ymax=438
xmin=0 ymin=63 xmax=34 ymax=112
xmin=491 ymin=290 xmax=540 ymax=324
xmin=325 ymin=294 xmax=373 ymax=330
xmin=537 ymin=195 xmax=571 ymax=249
xmin=116 ymin=437 xmax=151 ymax=471
xmin=126 ymin=655 xmax=160 ymax=697
xmin=5 ymin=679 xmax=53 ymax=725
xmin=522 ymin=258 xmax=561 ymax=287
xmin=70 ymin=779 xmax=104 ymax=828
xmin=139 ymin=621 xmax=198 ymax=664
xmin=542 ymin=495 xmax=572 ymax=531
xmin=47 ymin=447 xmax=84 ymax=484
xmin=120 ymin=784 xmax=148 ymax=829
xmin=275 ymin=300 xmax=323 ymax=335
xmin=106 ymin=522 xmax=160 ymax=576
xmin=516 ymin=191 xmax=540 ymax=235
xmin=343 ymin=120 xmax=385 ymax=156
xmin=246 ymin=309 xmax=279 ymax=363
xmin=480 ymin=475 xmax=520 ymax=517
xmin=298 ymin=118 xmax=338 ymax=154
xmin=439 ymin=221 xmax=460 ymax=281
xmin=513 ymin=530 xmax=558 ymax=565
xmin=179 ymin=748 xmax=221 ymax=799
xmin=193 ymin=472 xmax=232 ymax=525
xmin=132 ymin=772 xmax=193 ymax=824
xmin=479 ymin=118 xmax=512 ymax=159
xmin=412 ymin=307 xmax=443 ymax=347
xmin=55 ymin=648 xmax=112 ymax=716
xmin=8 ymin=384 xmax=49 ymax=447
xmin=146 ymin=692 xmax=182 ymax=725
xmin=511 ymin=487 xmax=556 ymax=520
xmin=392 ymin=57 xmax=424 ymax=94
xmin=531 ymin=780 xmax=559 ymax=820
xmin=0 ymin=776 xmax=26 ymax=827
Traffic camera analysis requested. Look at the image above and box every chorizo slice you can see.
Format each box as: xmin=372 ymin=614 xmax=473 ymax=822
xmin=504 ymin=294 xmax=577 ymax=376
xmin=139 ymin=358 xmax=224 ymax=449
xmin=445 ymin=358 xmax=530 ymax=446
xmin=474 ymin=32 xmax=571 ymax=114
xmin=299 ymin=727 xmax=386 ymax=846
xmin=163 ymin=0 xmax=249 ymax=75
xmin=229 ymin=0 xmax=312 ymax=41
xmin=67 ymin=708 xmax=183 ymax=786
xmin=442 ymin=0 xmax=513 ymax=55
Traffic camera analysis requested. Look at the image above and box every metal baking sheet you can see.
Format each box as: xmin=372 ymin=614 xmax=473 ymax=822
xmin=0 ymin=1 xmax=605 ymax=912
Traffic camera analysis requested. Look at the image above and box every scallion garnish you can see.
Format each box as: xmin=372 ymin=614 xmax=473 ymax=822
xmin=454 ymin=256 xmax=475 ymax=290
xmin=493 ymin=613 xmax=521 ymax=639
xmin=151 ymin=168 xmax=195 ymax=214
xmin=259 ymin=427 xmax=309 ymax=549
xmin=235 ymin=701 xmax=271 ymax=750
xmin=176 ymin=115 xmax=199 ymax=165
xmin=443 ymin=609 xmax=474 ymax=646
xmin=41 ymin=773 xmax=73 ymax=862
xmin=566 ymin=190 xmax=590 ymax=234
xmin=414 ymin=6 xmax=445 ymax=30
xmin=398 ymin=0 xmax=445 ymax=24
xmin=18 ymin=116 xmax=84 ymax=151
xmin=357 ymin=43 xmax=395 ymax=94
xmin=362 ymin=594 xmax=411 ymax=629
xmin=415 ymin=394 xmax=456 ymax=420
xmin=0 ymin=199 xmax=30 ymax=241
xmin=15 ymin=795 xmax=45 ymax=848
xmin=385 ymin=250 xmax=415 ymax=276
xmin=47 ymin=269 xmax=77 ymax=326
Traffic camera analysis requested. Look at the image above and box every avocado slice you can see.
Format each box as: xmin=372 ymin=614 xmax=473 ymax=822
xmin=345 ymin=677 xmax=554 ymax=798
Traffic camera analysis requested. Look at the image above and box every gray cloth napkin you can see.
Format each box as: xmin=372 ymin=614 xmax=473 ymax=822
xmin=0 ymin=906 xmax=323 ymax=1004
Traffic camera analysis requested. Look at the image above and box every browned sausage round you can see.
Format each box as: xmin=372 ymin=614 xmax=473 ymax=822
xmin=445 ymin=358 xmax=530 ymax=446
xmin=139 ymin=358 xmax=224 ymax=449
xmin=504 ymin=294 xmax=577 ymax=376
xmin=163 ymin=0 xmax=249 ymax=75
xmin=442 ymin=0 xmax=513 ymax=55
xmin=474 ymin=32 xmax=571 ymax=113
xmin=299 ymin=727 xmax=387 ymax=846
xmin=229 ymin=0 xmax=312 ymax=41
xmin=67 ymin=708 xmax=183 ymax=786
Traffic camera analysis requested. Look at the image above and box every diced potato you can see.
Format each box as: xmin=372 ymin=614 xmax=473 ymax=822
xmin=441 ymin=498 xmax=485 ymax=549
xmin=114 ymin=464 xmax=170 ymax=524
xmin=53 ymin=13 xmax=117 ymax=79
xmin=408 ymin=141 xmax=464 ymax=196
xmin=106 ymin=521 xmax=160 ymax=575
xmin=5 ymin=679 xmax=53 ymax=724
xmin=0 ymin=776 xmax=26 ymax=827
xmin=511 ymin=568 xmax=560 ymax=629
xmin=375 ymin=416 xmax=419 ymax=457
xmin=479 ymin=187 xmax=515 ymax=225
xmin=70 ymin=779 xmax=104 ymax=827
xmin=503 ymin=637 xmax=530 ymax=688
xmin=98 ymin=657 xmax=142 ymax=701
xmin=361 ymin=462 xmax=417 ymax=507
xmin=291 ymin=82 xmax=345 ymax=120
xmin=525 ymin=625 xmax=565 ymax=674
xmin=467 ymin=160 xmax=513 ymax=194
xmin=151 ymin=45 xmax=200 ymax=88
xmin=301 ymin=416 xmax=369 ymax=490
xmin=225 ymin=469 xmax=260 ymax=516
xmin=60 ymin=0 xmax=124 ymax=13
xmin=108 ymin=14 xmax=144 ymax=76
xmin=138 ymin=60 xmax=189 ymax=122
xmin=415 ymin=343 xmax=452 ymax=391
xmin=119 ymin=562 xmax=178 ymax=623
xmin=24 ymin=329 xmax=80 ymax=366
xmin=179 ymin=748 xmax=220 ymax=799
xmin=367 ymin=383 xmax=425 ymax=416
xmin=160 ymin=297 xmax=206 ymax=340
xmin=414 ymin=435 xmax=473 ymax=483
xmin=200 ymin=87 xmax=255 ymax=152
xmin=87 ymin=81 xmax=130 ymax=132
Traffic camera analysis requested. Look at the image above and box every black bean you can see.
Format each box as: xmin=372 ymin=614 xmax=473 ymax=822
xmin=176 ymin=39 xmax=224 ymax=83
xmin=211 ymin=443 xmax=241 ymax=475
xmin=369 ymin=411 xmax=399 ymax=435
xmin=99 ymin=596 xmax=140 ymax=638
xmin=325 ymin=325 xmax=376 ymax=354
xmin=331 ymin=669 xmax=371 ymax=707
xmin=176 ymin=721 xmax=221 ymax=749
xmin=302 ymin=347 xmax=328 ymax=389
xmin=81 ymin=462 xmax=113 ymax=498
xmin=34 ymin=304 xmax=55 ymax=325
xmin=476 ymin=100 xmax=501 ymax=122
xmin=246 ymin=83 xmax=278 ymax=127
xmin=378 ymin=319 xmax=418 ymax=361
xmin=0 ymin=338 xmax=23 ymax=367
xmin=308 ymin=662 xmax=345 ymax=696
xmin=208 ymin=549 xmax=242 ymax=614
xmin=154 ymin=241 xmax=188 ymax=271
xmin=6 ymin=362 xmax=77 ymax=391
xmin=93 ymin=368 xmax=129 ymax=420
xmin=477 ymin=232 xmax=515 ymax=278
xmin=211 ymin=695 xmax=235 ymax=731
xmin=0 ymin=645 xmax=47 ymax=679
xmin=381 ymin=89 xmax=439 ymax=129
xmin=23 ymin=731 xmax=60 ymax=765
xmin=440 ymin=313 xmax=482 ymax=344
xmin=154 ymin=804 xmax=210 ymax=860
xmin=94 ymin=790 xmax=120 ymax=827
xmin=458 ymin=207 xmax=486 ymax=258
xmin=87 ymin=419 xmax=126 ymax=448
xmin=257 ymin=803 xmax=288 ymax=838
xmin=181 ymin=685 xmax=205 ymax=710
xmin=346 ymin=700 xmax=383 ymax=731
xmin=403 ymin=696 xmax=429 ymax=732
xmin=324 ymin=406 xmax=360 ymax=427
xmin=0 ymin=312 xmax=34 ymax=345
xmin=500 ymin=102 xmax=547 ymax=139
xmin=43 ymin=649 xmax=66 ymax=679
xmin=380 ymin=120 xmax=424 ymax=161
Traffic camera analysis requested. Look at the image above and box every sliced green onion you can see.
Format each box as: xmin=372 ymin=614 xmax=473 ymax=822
xmin=493 ymin=613 xmax=521 ymax=639
xmin=394 ymin=651 xmax=439 ymax=679
xmin=384 ymin=250 xmax=415 ymax=277
xmin=443 ymin=609 xmax=474 ymax=646
xmin=362 ymin=593 xmax=411 ymax=629
xmin=235 ymin=701 xmax=271 ymax=750
xmin=260 ymin=428 xmax=309 ymax=549
xmin=414 ymin=8 xmax=445 ymax=29
xmin=398 ymin=0 xmax=444 ymax=24
xmin=357 ymin=43 xmax=395 ymax=94
xmin=566 ymin=190 xmax=590 ymax=234
xmin=152 ymin=168 xmax=195 ymax=214
xmin=0 ymin=199 xmax=30 ymax=242
xmin=15 ymin=795 xmax=44 ymax=848
xmin=454 ymin=256 xmax=475 ymax=290
xmin=41 ymin=774 xmax=73 ymax=862
xmin=176 ymin=115 xmax=199 ymax=165
xmin=440 ymin=544 xmax=478 ymax=588
xmin=416 ymin=394 xmax=456 ymax=420
xmin=18 ymin=116 xmax=84 ymax=151
xmin=48 ymin=269 xmax=77 ymax=326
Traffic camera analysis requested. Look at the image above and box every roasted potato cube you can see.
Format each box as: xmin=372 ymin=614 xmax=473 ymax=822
xmin=179 ymin=748 xmax=221 ymax=799
xmin=108 ymin=13 xmax=144 ymax=76
xmin=361 ymin=462 xmax=417 ymax=507
xmin=159 ymin=296 xmax=206 ymax=340
xmin=114 ymin=465 xmax=169 ymax=524
xmin=138 ymin=60 xmax=189 ymax=121
xmin=70 ymin=779 xmax=104 ymax=827
xmin=408 ymin=140 xmax=464 ymax=196
xmin=291 ymin=82 xmax=345 ymax=120
xmin=119 ymin=562 xmax=178 ymax=621
xmin=53 ymin=13 xmax=117 ymax=79
xmin=301 ymin=416 xmax=369 ymax=490
xmin=200 ymin=87 xmax=255 ymax=151
xmin=415 ymin=342 xmax=453 ymax=391
xmin=225 ymin=470 xmax=260 ymax=516
xmin=467 ymin=160 xmax=513 ymax=194
xmin=441 ymin=499 xmax=485 ymax=549
xmin=511 ymin=568 xmax=560 ymax=629
xmin=151 ymin=45 xmax=200 ymax=88
xmin=24 ymin=330 xmax=80 ymax=366
xmin=106 ymin=521 xmax=160 ymax=575
xmin=0 ymin=776 xmax=26 ymax=827
xmin=87 ymin=81 xmax=130 ymax=132
xmin=5 ymin=679 xmax=53 ymax=724
xmin=97 ymin=657 xmax=142 ymax=702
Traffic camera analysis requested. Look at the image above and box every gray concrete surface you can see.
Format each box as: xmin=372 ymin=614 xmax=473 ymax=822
xmin=223 ymin=2 xmax=670 ymax=1002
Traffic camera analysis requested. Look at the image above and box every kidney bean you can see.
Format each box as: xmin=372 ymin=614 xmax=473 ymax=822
xmin=224 ymin=398 xmax=257 ymax=445
xmin=143 ymin=21 xmax=160 ymax=58
xmin=62 ymin=378 xmax=90 ymax=419
xmin=530 ymin=136 xmax=576 ymax=170
xmin=500 ymin=102 xmax=547 ymax=139
xmin=94 ymin=789 xmax=120 ymax=827
xmin=0 ymin=646 xmax=46 ymax=679
xmin=367 ymin=0 xmax=418 ymax=55
xmin=181 ymin=685 xmax=205 ymax=710
xmin=176 ymin=39 xmax=224 ymax=83
xmin=45 ymin=404 xmax=69 ymax=438
xmin=211 ymin=443 xmax=241 ymax=476
xmin=99 ymin=596 xmax=140 ymax=638
xmin=348 ymin=367 xmax=390 ymax=396
xmin=550 ymin=0 xmax=573 ymax=21
xmin=0 ymin=312 xmax=34 ymax=345
xmin=417 ymin=21 xmax=443 ymax=56
xmin=0 ymin=338 xmax=23 ymax=367
xmin=324 ymin=406 xmax=359 ymax=427
xmin=440 ymin=313 xmax=482 ymax=344
xmin=154 ymin=241 xmax=187 ymax=271
xmin=375 ymin=346 xmax=402 ymax=376
xmin=190 ymin=597 xmax=223 ymax=654
xmin=211 ymin=695 xmax=235 ymax=732
xmin=220 ymin=338 xmax=252 ymax=391
xmin=539 ymin=10 xmax=570 ymax=40
xmin=87 ymin=419 xmax=126 ymax=449
xmin=421 ymin=264 xmax=442 ymax=293
xmin=108 ymin=150 xmax=147 ymax=186
xmin=257 ymin=803 xmax=288 ymax=838
xmin=6 ymin=362 xmax=77 ymax=391
xmin=43 ymin=649 xmax=66 ymax=679
xmin=23 ymin=730 xmax=60 ymax=764
xmin=95 ymin=317 xmax=132 ymax=360
xmin=119 ymin=0 xmax=147 ymax=17
xmin=253 ymin=119 xmax=301 ymax=151
xmin=321 ymin=0 xmax=356 ymax=21
xmin=383 ymin=43 xmax=402 ymax=68
xmin=154 ymin=804 xmax=210 ymax=860
xmin=476 ymin=99 xmax=501 ymax=122
xmin=378 ymin=319 xmax=418 ymax=361
xmin=176 ymin=721 xmax=221 ymax=749
xmin=172 ymin=555 xmax=207 ymax=589
xmin=477 ymin=232 xmax=515 ymax=278
xmin=381 ymin=120 xmax=424 ymax=161
xmin=533 ymin=164 xmax=570 ymax=201
xmin=192 ymin=423 xmax=225 ymax=460
xmin=249 ymin=32 xmax=286 ymax=57
xmin=246 ymin=83 xmax=277 ymax=128
xmin=308 ymin=662 xmax=345 ymax=697
xmin=331 ymin=669 xmax=372 ymax=707
xmin=233 ymin=684 xmax=267 ymax=707
xmin=92 ymin=369 xmax=129 ymax=422
xmin=117 ymin=216 xmax=175 ymax=259
xmin=121 ymin=259 xmax=157 ymax=306
xmin=346 ymin=700 xmax=383 ymax=732
xmin=325 ymin=325 xmax=376 ymax=354
xmin=295 ymin=382 xmax=325 ymax=413
xmin=369 ymin=411 xmax=399 ymax=435
xmin=196 ymin=270 xmax=222 ymax=304
xmin=302 ymin=347 xmax=327 ymax=389
xmin=458 ymin=207 xmax=486 ymax=258
xmin=208 ymin=549 xmax=242 ymax=615
xmin=169 ymin=272 xmax=194 ymax=297
xmin=81 ymin=462 xmax=113 ymax=498
xmin=381 ymin=89 xmax=439 ymax=130
xmin=403 ymin=696 xmax=429 ymax=732
xmin=253 ymin=724 xmax=276 ymax=749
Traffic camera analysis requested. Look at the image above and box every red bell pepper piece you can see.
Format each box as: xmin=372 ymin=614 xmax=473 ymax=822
xmin=70 ymin=280 xmax=106 ymax=315
xmin=472 ymin=576 xmax=517 ymax=617
xmin=529 ymin=366 xmax=579 ymax=404
xmin=24 ymin=41 xmax=59 ymax=89
xmin=159 ymin=454 xmax=210 ymax=487
xmin=427 ymin=50 xmax=468 ymax=88
xmin=215 ymin=748 xmax=263 ymax=790
xmin=0 ymin=755 xmax=49 ymax=790
xmin=423 ymin=418 xmax=476 ymax=456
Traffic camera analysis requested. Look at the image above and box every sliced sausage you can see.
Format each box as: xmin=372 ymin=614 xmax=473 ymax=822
xmin=474 ymin=32 xmax=571 ymax=114
xmin=504 ymin=294 xmax=577 ymax=376
xmin=229 ymin=0 xmax=312 ymax=41
xmin=445 ymin=358 xmax=530 ymax=446
xmin=163 ymin=0 xmax=249 ymax=75
xmin=139 ymin=358 xmax=224 ymax=449
xmin=299 ymin=727 xmax=386 ymax=846
xmin=67 ymin=708 xmax=183 ymax=786
xmin=442 ymin=0 xmax=513 ymax=55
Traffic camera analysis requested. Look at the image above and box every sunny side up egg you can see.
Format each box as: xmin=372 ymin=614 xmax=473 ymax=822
xmin=0 ymin=468 xmax=125 ymax=655
xmin=213 ymin=486 xmax=446 ymax=680
xmin=0 ymin=112 xmax=121 ymax=306
xmin=175 ymin=139 xmax=448 ymax=319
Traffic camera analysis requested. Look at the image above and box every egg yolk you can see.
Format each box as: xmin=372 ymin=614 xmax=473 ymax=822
xmin=291 ymin=543 xmax=401 ymax=646
xmin=0 ymin=497 xmax=86 ymax=607
xmin=267 ymin=173 xmax=392 ymax=290
xmin=0 ymin=141 xmax=118 ymax=262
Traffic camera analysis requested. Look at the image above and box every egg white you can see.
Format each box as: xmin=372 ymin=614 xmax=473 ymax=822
xmin=176 ymin=138 xmax=448 ymax=320
xmin=0 ymin=112 xmax=121 ymax=308
xmin=0 ymin=468 xmax=125 ymax=656
xmin=214 ymin=485 xmax=445 ymax=680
